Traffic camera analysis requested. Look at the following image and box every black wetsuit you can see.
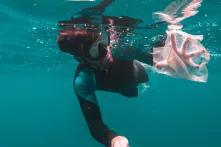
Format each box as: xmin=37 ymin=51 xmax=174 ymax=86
xmin=74 ymin=58 xmax=149 ymax=147
xmin=58 ymin=0 xmax=165 ymax=146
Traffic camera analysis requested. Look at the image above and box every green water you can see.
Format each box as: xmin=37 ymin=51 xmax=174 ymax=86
xmin=0 ymin=0 xmax=221 ymax=147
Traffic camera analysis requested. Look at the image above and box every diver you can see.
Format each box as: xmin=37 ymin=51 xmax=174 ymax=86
xmin=57 ymin=0 xmax=166 ymax=146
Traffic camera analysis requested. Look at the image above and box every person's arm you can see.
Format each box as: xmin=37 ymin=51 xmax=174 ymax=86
xmin=75 ymin=88 xmax=129 ymax=147
xmin=74 ymin=67 xmax=118 ymax=146
xmin=76 ymin=95 xmax=118 ymax=146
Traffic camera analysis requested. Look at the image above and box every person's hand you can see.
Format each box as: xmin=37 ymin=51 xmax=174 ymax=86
xmin=111 ymin=136 xmax=129 ymax=147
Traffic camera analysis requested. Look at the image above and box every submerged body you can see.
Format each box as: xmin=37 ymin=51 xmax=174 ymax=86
xmin=57 ymin=0 xmax=210 ymax=146
xmin=58 ymin=26 xmax=154 ymax=146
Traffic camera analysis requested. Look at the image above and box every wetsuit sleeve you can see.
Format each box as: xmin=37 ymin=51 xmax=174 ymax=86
xmin=74 ymin=69 xmax=118 ymax=146
xmin=76 ymin=96 xmax=118 ymax=146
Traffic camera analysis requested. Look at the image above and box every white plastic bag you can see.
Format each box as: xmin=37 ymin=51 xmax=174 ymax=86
xmin=153 ymin=0 xmax=210 ymax=82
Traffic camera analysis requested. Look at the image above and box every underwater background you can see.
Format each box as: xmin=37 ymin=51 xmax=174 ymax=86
xmin=0 ymin=0 xmax=221 ymax=146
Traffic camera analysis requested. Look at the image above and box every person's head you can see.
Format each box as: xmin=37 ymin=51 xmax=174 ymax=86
xmin=57 ymin=28 xmax=100 ymax=58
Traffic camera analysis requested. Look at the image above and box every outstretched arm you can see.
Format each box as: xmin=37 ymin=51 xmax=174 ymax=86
xmin=76 ymin=95 xmax=117 ymax=146
xmin=74 ymin=67 xmax=118 ymax=146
